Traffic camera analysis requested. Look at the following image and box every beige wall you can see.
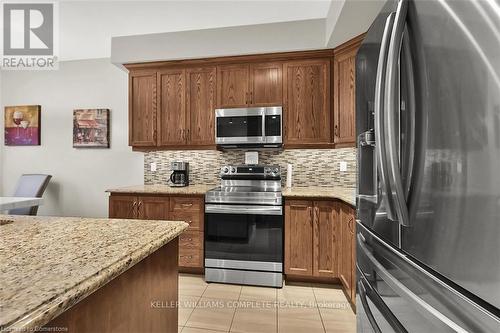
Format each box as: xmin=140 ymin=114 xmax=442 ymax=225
xmin=0 ymin=59 xmax=143 ymax=217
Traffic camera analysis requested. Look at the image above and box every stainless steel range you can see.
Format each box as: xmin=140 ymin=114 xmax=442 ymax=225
xmin=204 ymin=165 xmax=283 ymax=287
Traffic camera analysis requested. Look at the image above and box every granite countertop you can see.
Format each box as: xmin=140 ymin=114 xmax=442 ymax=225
xmin=106 ymin=184 xmax=215 ymax=195
xmin=0 ymin=215 xmax=188 ymax=331
xmin=106 ymin=184 xmax=356 ymax=206
xmin=282 ymin=186 xmax=356 ymax=206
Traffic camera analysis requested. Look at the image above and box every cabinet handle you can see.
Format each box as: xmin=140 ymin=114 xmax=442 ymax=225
xmin=180 ymin=255 xmax=193 ymax=259
xmin=348 ymin=216 xmax=355 ymax=233
xmin=335 ymin=124 xmax=339 ymax=137
xmin=245 ymin=92 xmax=249 ymax=105
xmin=153 ymin=130 xmax=157 ymax=142
xmin=130 ymin=201 xmax=137 ymax=217
xmin=137 ymin=201 xmax=143 ymax=218
xmin=181 ymin=203 xmax=193 ymax=208
xmin=249 ymin=91 xmax=253 ymax=104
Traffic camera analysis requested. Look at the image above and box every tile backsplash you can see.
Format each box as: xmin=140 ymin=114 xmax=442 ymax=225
xmin=145 ymin=148 xmax=356 ymax=188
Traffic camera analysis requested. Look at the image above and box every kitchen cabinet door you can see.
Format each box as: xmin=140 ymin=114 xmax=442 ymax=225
xmin=283 ymin=59 xmax=331 ymax=146
xmin=217 ymin=64 xmax=250 ymax=108
xmin=333 ymin=36 xmax=363 ymax=146
xmin=186 ymin=67 xmax=216 ymax=146
xmin=340 ymin=204 xmax=355 ymax=297
xmin=157 ymin=69 xmax=187 ymax=146
xmin=249 ymin=62 xmax=283 ymax=106
xmin=137 ymin=196 xmax=170 ymax=220
xmin=129 ymin=71 xmax=157 ymax=147
xmin=348 ymin=206 xmax=356 ymax=302
xmin=313 ymin=201 xmax=340 ymax=278
xmin=285 ymin=200 xmax=314 ymax=276
xmin=109 ymin=195 xmax=138 ymax=219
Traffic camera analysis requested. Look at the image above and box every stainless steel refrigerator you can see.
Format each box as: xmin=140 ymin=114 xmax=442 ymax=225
xmin=356 ymin=0 xmax=500 ymax=331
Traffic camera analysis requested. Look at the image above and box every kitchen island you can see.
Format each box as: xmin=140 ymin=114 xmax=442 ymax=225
xmin=0 ymin=215 xmax=188 ymax=332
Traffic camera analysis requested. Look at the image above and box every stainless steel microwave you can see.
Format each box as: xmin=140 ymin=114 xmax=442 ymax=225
xmin=215 ymin=106 xmax=282 ymax=148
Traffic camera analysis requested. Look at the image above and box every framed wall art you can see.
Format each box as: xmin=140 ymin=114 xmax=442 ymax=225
xmin=73 ymin=109 xmax=110 ymax=148
xmin=4 ymin=105 xmax=41 ymax=146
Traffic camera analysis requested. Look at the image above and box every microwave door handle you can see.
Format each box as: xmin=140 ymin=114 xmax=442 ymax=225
xmin=262 ymin=109 xmax=266 ymax=143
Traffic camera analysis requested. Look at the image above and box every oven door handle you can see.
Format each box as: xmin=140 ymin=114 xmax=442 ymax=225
xmin=205 ymin=204 xmax=283 ymax=216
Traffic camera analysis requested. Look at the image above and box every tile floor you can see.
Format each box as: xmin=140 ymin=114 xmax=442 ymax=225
xmin=178 ymin=274 xmax=356 ymax=333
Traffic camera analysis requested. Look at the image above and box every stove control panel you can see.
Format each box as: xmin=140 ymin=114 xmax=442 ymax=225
xmin=220 ymin=165 xmax=281 ymax=178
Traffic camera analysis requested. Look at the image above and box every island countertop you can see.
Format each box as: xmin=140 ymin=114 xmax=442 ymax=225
xmin=0 ymin=215 xmax=188 ymax=331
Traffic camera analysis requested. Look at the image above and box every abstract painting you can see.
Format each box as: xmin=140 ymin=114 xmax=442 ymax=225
xmin=4 ymin=105 xmax=41 ymax=146
xmin=73 ymin=109 xmax=110 ymax=148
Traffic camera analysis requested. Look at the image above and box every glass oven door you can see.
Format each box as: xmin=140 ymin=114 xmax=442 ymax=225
xmin=205 ymin=204 xmax=283 ymax=271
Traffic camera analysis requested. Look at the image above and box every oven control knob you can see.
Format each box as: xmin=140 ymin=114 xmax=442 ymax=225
xmin=273 ymin=167 xmax=279 ymax=174
xmin=221 ymin=166 xmax=230 ymax=174
xmin=230 ymin=167 xmax=236 ymax=174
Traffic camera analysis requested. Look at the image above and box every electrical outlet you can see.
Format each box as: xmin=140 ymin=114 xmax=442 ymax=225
xmin=339 ymin=161 xmax=348 ymax=172
xmin=150 ymin=162 xmax=157 ymax=172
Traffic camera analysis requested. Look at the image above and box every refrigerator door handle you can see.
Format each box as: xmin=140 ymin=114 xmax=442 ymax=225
xmin=357 ymin=267 xmax=408 ymax=333
xmin=375 ymin=11 xmax=398 ymax=221
xmin=401 ymin=29 xmax=416 ymax=201
xmin=384 ymin=0 xmax=411 ymax=227
xmin=357 ymin=233 xmax=469 ymax=333
xmin=357 ymin=279 xmax=383 ymax=333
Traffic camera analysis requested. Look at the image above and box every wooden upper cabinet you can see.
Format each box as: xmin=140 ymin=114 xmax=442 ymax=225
xmin=217 ymin=64 xmax=249 ymax=108
xmin=285 ymin=200 xmax=314 ymax=276
xmin=333 ymin=35 xmax=363 ymax=146
xmin=313 ymin=201 xmax=339 ymax=278
xmin=248 ymin=62 xmax=282 ymax=106
xmin=129 ymin=71 xmax=157 ymax=146
xmin=157 ymin=69 xmax=187 ymax=146
xmin=283 ymin=59 xmax=331 ymax=146
xmin=217 ymin=62 xmax=283 ymax=108
xmin=186 ymin=67 xmax=216 ymax=145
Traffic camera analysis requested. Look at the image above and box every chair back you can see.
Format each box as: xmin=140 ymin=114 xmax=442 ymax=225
xmin=8 ymin=174 xmax=52 ymax=215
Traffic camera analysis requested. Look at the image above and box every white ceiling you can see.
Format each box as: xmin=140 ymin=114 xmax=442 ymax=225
xmin=59 ymin=0 xmax=333 ymax=61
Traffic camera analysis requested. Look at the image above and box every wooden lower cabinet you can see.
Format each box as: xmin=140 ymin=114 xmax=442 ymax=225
xmin=109 ymin=195 xmax=138 ymax=219
xmin=339 ymin=205 xmax=356 ymax=302
xmin=109 ymin=194 xmax=204 ymax=272
xmin=313 ymin=201 xmax=340 ymax=278
xmin=285 ymin=200 xmax=339 ymax=278
xmin=284 ymin=200 xmax=314 ymax=276
xmin=46 ymin=240 xmax=178 ymax=332
xmin=285 ymin=198 xmax=356 ymax=305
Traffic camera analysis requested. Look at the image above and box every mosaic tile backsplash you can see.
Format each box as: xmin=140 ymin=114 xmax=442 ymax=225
xmin=145 ymin=148 xmax=357 ymax=189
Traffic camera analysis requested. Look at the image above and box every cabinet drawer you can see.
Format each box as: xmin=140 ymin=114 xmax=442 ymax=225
xmin=171 ymin=211 xmax=202 ymax=231
xmin=179 ymin=247 xmax=202 ymax=267
xmin=179 ymin=230 xmax=202 ymax=250
xmin=170 ymin=197 xmax=203 ymax=212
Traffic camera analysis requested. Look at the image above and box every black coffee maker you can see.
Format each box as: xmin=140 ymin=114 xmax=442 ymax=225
xmin=170 ymin=162 xmax=189 ymax=187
